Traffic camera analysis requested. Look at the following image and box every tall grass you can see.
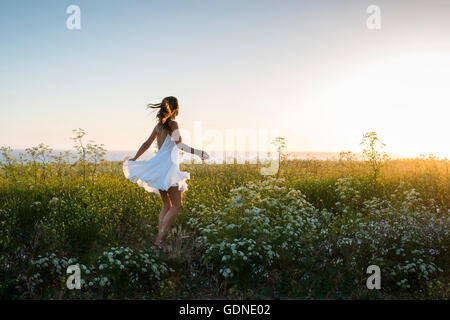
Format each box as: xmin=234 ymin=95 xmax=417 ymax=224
xmin=0 ymin=141 xmax=448 ymax=299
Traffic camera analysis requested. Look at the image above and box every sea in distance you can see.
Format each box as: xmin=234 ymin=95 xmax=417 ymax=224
xmin=0 ymin=149 xmax=410 ymax=164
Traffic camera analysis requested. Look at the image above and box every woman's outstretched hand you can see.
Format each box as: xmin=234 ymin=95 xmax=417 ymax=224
xmin=200 ymin=151 xmax=209 ymax=160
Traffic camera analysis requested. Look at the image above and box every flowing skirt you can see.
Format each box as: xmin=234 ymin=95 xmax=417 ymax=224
xmin=122 ymin=137 xmax=190 ymax=195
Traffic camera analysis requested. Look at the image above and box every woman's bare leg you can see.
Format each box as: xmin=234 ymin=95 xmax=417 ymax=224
xmin=154 ymin=190 xmax=172 ymax=246
xmin=155 ymin=186 xmax=182 ymax=243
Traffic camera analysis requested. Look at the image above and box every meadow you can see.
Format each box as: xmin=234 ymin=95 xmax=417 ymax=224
xmin=0 ymin=132 xmax=448 ymax=299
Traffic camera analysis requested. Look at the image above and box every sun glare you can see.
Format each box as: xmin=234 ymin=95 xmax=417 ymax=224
xmin=314 ymin=52 xmax=450 ymax=158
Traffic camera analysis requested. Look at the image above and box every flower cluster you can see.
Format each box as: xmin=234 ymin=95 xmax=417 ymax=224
xmin=91 ymin=246 xmax=173 ymax=296
xmin=188 ymin=178 xmax=330 ymax=281
xmin=188 ymin=177 xmax=449 ymax=294
xmin=27 ymin=253 xmax=82 ymax=296
xmin=19 ymin=247 xmax=173 ymax=298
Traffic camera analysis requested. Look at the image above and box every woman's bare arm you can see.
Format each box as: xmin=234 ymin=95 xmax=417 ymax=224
xmin=130 ymin=125 xmax=158 ymax=161
xmin=169 ymin=121 xmax=209 ymax=160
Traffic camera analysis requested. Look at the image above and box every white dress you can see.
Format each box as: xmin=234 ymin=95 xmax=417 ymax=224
xmin=122 ymin=134 xmax=190 ymax=195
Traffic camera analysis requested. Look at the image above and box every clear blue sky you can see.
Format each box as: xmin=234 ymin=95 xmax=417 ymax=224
xmin=1 ymin=0 xmax=449 ymax=157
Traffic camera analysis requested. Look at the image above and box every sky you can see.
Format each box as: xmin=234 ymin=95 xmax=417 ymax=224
xmin=1 ymin=0 xmax=449 ymax=158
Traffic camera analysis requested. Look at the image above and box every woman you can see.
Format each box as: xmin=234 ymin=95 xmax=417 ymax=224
xmin=123 ymin=96 xmax=209 ymax=249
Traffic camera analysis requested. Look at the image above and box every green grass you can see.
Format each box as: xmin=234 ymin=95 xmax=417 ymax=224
xmin=0 ymin=155 xmax=448 ymax=299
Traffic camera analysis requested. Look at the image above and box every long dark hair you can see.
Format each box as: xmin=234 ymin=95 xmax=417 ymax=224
xmin=147 ymin=96 xmax=179 ymax=131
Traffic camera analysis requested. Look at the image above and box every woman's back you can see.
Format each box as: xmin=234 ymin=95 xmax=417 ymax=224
xmin=156 ymin=123 xmax=170 ymax=149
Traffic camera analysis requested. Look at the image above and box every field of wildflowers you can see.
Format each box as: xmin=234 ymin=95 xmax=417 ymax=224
xmin=0 ymin=133 xmax=448 ymax=299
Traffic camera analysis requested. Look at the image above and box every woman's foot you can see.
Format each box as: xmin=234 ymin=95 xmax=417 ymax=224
xmin=153 ymin=239 xmax=166 ymax=250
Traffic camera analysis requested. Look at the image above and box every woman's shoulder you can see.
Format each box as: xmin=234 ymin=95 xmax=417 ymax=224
xmin=167 ymin=120 xmax=179 ymax=130
xmin=154 ymin=122 xmax=162 ymax=132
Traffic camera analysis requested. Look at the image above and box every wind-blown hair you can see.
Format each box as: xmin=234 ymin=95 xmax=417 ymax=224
xmin=147 ymin=96 xmax=179 ymax=131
